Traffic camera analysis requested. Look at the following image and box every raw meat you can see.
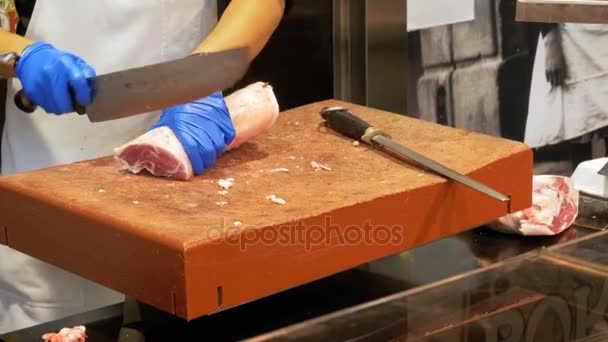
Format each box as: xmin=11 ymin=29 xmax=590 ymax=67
xmin=266 ymin=194 xmax=287 ymax=205
xmin=487 ymin=175 xmax=579 ymax=236
xmin=114 ymin=82 xmax=280 ymax=180
xmin=113 ymin=126 xmax=192 ymax=180
xmin=42 ymin=325 xmax=87 ymax=342
xmin=311 ymin=161 xmax=331 ymax=171
xmin=225 ymin=82 xmax=280 ymax=149
xmin=218 ymin=178 xmax=235 ymax=190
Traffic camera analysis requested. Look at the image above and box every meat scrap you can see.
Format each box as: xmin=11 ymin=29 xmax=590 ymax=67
xmin=311 ymin=161 xmax=331 ymax=171
xmin=268 ymin=168 xmax=289 ymax=173
xmin=218 ymin=178 xmax=235 ymax=190
xmin=114 ymin=82 xmax=280 ymax=181
xmin=42 ymin=325 xmax=87 ymax=342
xmin=487 ymin=175 xmax=579 ymax=236
xmin=266 ymin=194 xmax=286 ymax=205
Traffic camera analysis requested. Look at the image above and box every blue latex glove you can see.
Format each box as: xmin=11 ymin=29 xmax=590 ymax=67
xmin=148 ymin=91 xmax=236 ymax=175
xmin=16 ymin=41 xmax=96 ymax=114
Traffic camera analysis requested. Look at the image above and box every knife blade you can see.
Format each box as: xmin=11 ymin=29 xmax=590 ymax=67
xmin=319 ymin=106 xmax=512 ymax=208
xmin=12 ymin=47 xmax=249 ymax=122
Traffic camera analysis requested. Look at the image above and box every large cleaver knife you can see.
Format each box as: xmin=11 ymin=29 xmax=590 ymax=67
xmin=9 ymin=47 xmax=249 ymax=122
xmin=320 ymin=106 xmax=513 ymax=210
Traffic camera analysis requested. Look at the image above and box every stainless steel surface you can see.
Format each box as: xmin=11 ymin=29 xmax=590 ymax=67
xmin=333 ymin=0 xmax=367 ymax=105
xmin=516 ymin=0 xmax=608 ymax=23
xmin=86 ymin=48 xmax=249 ymax=122
xmin=365 ymin=0 xmax=408 ymax=115
xmin=332 ymin=0 xmax=408 ymax=114
xmin=248 ymin=229 xmax=608 ymax=341
xmin=371 ymin=134 xmax=512 ymax=204
xmin=575 ymin=193 xmax=608 ymax=230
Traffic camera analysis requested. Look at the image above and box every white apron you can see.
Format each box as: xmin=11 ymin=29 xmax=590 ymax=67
xmin=525 ymin=24 xmax=608 ymax=148
xmin=0 ymin=0 xmax=217 ymax=333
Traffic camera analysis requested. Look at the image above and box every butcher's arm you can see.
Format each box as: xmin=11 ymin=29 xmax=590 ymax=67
xmin=0 ymin=28 xmax=35 ymax=78
xmin=191 ymin=0 xmax=286 ymax=62
xmin=0 ymin=28 xmax=34 ymax=56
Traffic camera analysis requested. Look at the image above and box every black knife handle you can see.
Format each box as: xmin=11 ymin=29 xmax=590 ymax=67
xmin=14 ymin=89 xmax=36 ymax=113
xmin=14 ymin=88 xmax=87 ymax=115
xmin=68 ymin=86 xmax=87 ymax=115
xmin=320 ymin=106 xmax=372 ymax=141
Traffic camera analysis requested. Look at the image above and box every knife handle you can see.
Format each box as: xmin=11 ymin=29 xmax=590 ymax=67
xmin=67 ymin=86 xmax=87 ymax=115
xmin=14 ymin=89 xmax=36 ymax=113
xmin=320 ymin=106 xmax=389 ymax=144
xmin=14 ymin=88 xmax=87 ymax=115
xmin=320 ymin=106 xmax=372 ymax=141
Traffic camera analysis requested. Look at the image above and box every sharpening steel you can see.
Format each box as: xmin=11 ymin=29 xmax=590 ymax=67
xmin=319 ymin=106 xmax=512 ymax=208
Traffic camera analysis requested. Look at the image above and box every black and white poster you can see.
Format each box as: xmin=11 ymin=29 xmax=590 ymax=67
xmin=408 ymin=0 xmax=608 ymax=175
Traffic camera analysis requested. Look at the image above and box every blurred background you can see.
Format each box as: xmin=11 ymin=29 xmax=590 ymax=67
xmin=408 ymin=0 xmax=608 ymax=175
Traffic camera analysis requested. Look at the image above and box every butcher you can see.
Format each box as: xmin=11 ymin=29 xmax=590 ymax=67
xmin=0 ymin=0 xmax=288 ymax=333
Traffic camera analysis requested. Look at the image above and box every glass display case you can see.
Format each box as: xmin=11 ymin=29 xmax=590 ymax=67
xmin=250 ymin=229 xmax=608 ymax=341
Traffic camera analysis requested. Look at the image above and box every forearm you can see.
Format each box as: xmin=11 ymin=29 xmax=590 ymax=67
xmin=192 ymin=0 xmax=285 ymax=62
xmin=0 ymin=28 xmax=34 ymax=55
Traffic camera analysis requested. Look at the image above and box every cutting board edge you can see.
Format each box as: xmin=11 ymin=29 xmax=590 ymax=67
xmin=176 ymin=147 xmax=533 ymax=320
xmin=0 ymin=179 xmax=187 ymax=252
xmin=0 ymin=183 xmax=189 ymax=317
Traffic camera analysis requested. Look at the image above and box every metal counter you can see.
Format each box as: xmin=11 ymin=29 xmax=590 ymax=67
xmin=252 ymin=229 xmax=608 ymax=341
xmin=1 ymin=194 xmax=604 ymax=341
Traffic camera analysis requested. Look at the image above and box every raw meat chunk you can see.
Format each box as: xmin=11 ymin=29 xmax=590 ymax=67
xmin=42 ymin=325 xmax=87 ymax=342
xmin=114 ymin=82 xmax=279 ymax=180
xmin=113 ymin=126 xmax=192 ymax=180
xmin=225 ymin=82 xmax=280 ymax=149
xmin=487 ymin=175 xmax=579 ymax=236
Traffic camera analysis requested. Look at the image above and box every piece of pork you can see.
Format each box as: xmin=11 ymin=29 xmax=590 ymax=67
xmin=114 ymin=82 xmax=279 ymax=180
xmin=224 ymin=82 xmax=280 ymax=149
xmin=42 ymin=325 xmax=87 ymax=342
xmin=487 ymin=175 xmax=579 ymax=236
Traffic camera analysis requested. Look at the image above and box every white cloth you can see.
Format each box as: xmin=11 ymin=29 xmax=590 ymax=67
xmin=526 ymin=24 xmax=608 ymax=148
xmin=0 ymin=0 xmax=217 ymax=333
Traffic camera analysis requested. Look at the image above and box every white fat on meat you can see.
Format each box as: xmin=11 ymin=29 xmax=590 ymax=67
xmin=225 ymin=82 xmax=280 ymax=150
xmin=114 ymin=82 xmax=280 ymax=180
xmin=487 ymin=175 xmax=579 ymax=236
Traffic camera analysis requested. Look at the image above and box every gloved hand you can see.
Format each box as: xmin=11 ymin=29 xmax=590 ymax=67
xmin=148 ymin=91 xmax=236 ymax=175
xmin=16 ymin=41 xmax=96 ymax=114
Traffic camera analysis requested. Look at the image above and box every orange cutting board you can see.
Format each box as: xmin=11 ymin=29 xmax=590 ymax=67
xmin=0 ymin=100 xmax=532 ymax=320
